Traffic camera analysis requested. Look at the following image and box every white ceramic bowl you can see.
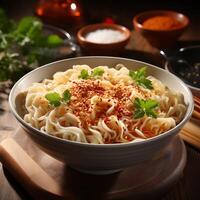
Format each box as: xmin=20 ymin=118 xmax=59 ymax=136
xmin=9 ymin=56 xmax=193 ymax=174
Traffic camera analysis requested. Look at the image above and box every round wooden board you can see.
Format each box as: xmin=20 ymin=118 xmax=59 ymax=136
xmin=5 ymin=128 xmax=186 ymax=200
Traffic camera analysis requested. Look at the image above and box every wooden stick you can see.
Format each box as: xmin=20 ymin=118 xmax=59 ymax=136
xmin=194 ymin=102 xmax=200 ymax=111
xmin=194 ymin=96 xmax=200 ymax=104
xmin=194 ymin=101 xmax=200 ymax=111
xmin=180 ymin=132 xmax=200 ymax=149
xmin=183 ymin=120 xmax=200 ymax=139
xmin=180 ymin=119 xmax=200 ymax=149
xmin=194 ymin=96 xmax=200 ymax=112
xmin=192 ymin=110 xmax=200 ymax=119
xmin=181 ymin=129 xmax=200 ymax=144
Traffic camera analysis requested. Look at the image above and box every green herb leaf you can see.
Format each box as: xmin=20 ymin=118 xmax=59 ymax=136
xmin=130 ymin=67 xmax=146 ymax=80
xmin=79 ymin=69 xmax=90 ymax=79
xmin=63 ymin=89 xmax=71 ymax=102
xmin=78 ymin=68 xmax=104 ymax=80
xmin=129 ymin=67 xmax=153 ymax=89
xmin=145 ymin=109 xmax=157 ymax=118
xmin=16 ymin=17 xmax=42 ymax=36
xmin=45 ymin=90 xmax=72 ymax=107
xmin=0 ymin=52 xmax=29 ymax=82
xmin=14 ymin=17 xmax=43 ymax=47
xmin=92 ymin=68 xmax=104 ymax=77
xmin=47 ymin=34 xmax=63 ymax=47
xmin=45 ymin=92 xmax=61 ymax=107
xmin=137 ymin=78 xmax=153 ymax=90
xmin=133 ymin=98 xmax=158 ymax=119
xmin=134 ymin=108 xmax=145 ymax=119
xmin=145 ymin=99 xmax=159 ymax=109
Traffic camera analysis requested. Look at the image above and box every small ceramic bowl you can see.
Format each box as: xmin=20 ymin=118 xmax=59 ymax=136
xmin=9 ymin=56 xmax=193 ymax=175
xmin=77 ymin=23 xmax=131 ymax=55
xmin=133 ymin=10 xmax=190 ymax=48
xmin=161 ymin=45 xmax=200 ymax=97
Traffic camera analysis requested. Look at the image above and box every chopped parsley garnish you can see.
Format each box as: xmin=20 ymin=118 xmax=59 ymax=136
xmin=45 ymin=89 xmax=71 ymax=107
xmin=79 ymin=68 xmax=104 ymax=79
xmin=45 ymin=92 xmax=61 ymax=107
xmin=129 ymin=67 xmax=153 ymax=89
xmin=92 ymin=68 xmax=104 ymax=77
xmin=133 ymin=98 xmax=158 ymax=119
xmin=63 ymin=89 xmax=71 ymax=102
xmin=79 ymin=69 xmax=90 ymax=79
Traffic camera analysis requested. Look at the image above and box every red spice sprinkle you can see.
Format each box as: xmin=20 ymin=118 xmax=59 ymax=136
xmin=64 ymin=79 xmax=149 ymax=130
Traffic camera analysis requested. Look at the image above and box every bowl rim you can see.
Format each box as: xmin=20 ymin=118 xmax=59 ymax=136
xmin=44 ymin=24 xmax=72 ymax=40
xmin=133 ymin=9 xmax=190 ymax=32
xmin=179 ymin=44 xmax=200 ymax=52
xmin=9 ymin=56 xmax=194 ymax=148
xmin=77 ymin=23 xmax=131 ymax=45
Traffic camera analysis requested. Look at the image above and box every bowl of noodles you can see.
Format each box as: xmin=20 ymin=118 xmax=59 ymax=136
xmin=9 ymin=56 xmax=193 ymax=174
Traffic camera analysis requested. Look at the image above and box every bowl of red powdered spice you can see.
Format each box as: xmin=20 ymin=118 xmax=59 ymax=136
xmin=133 ymin=10 xmax=189 ymax=48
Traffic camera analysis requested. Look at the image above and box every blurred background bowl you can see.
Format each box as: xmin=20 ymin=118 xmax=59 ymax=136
xmin=42 ymin=24 xmax=78 ymax=62
xmin=77 ymin=23 xmax=131 ymax=55
xmin=9 ymin=57 xmax=193 ymax=174
xmin=161 ymin=45 xmax=200 ymax=97
xmin=133 ymin=10 xmax=190 ymax=49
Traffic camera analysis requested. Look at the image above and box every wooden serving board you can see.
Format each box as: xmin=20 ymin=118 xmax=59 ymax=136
xmin=0 ymin=128 xmax=186 ymax=200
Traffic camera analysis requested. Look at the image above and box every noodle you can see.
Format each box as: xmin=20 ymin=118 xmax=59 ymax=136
xmin=23 ymin=65 xmax=187 ymax=144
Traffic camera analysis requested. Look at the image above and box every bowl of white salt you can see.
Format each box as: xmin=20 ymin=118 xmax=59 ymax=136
xmin=77 ymin=23 xmax=131 ymax=55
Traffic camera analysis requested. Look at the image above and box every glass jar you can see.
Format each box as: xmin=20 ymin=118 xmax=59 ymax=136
xmin=35 ymin=0 xmax=83 ymax=31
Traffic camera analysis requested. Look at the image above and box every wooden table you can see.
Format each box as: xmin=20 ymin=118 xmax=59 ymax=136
xmin=0 ymin=0 xmax=200 ymax=199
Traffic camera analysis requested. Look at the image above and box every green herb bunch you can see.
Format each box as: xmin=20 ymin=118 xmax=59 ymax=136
xmin=0 ymin=8 xmax=64 ymax=82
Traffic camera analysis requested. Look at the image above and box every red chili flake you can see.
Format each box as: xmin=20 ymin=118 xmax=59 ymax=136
xmin=117 ymin=114 xmax=122 ymax=119
xmin=64 ymin=79 xmax=148 ymax=131
xmin=104 ymin=117 xmax=110 ymax=123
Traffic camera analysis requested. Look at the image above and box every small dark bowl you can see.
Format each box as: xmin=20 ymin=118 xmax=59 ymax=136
xmin=161 ymin=45 xmax=200 ymax=97
xmin=77 ymin=23 xmax=131 ymax=55
xmin=133 ymin=10 xmax=190 ymax=48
